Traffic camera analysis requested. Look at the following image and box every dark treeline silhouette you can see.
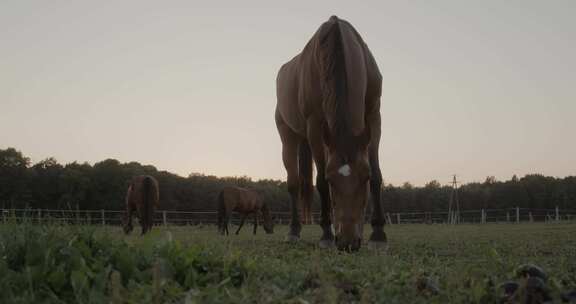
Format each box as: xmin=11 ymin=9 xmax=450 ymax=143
xmin=1 ymin=148 xmax=575 ymax=212
xmin=0 ymin=148 xmax=290 ymax=212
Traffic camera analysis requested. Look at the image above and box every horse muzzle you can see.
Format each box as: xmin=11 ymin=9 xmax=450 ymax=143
xmin=335 ymin=235 xmax=362 ymax=252
xmin=334 ymin=221 xmax=363 ymax=252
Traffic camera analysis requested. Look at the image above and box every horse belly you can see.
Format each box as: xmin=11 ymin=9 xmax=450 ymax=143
xmin=234 ymin=204 xmax=253 ymax=214
xmin=277 ymin=61 xmax=307 ymax=135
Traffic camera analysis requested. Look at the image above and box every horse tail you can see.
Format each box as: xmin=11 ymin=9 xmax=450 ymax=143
xmin=318 ymin=15 xmax=348 ymax=136
xmin=217 ymin=190 xmax=226 ymax=231
xmin=298 ymin=141 xmax=313 ymax=224
xmin=142 ymin=176 xmax=154 ymax=232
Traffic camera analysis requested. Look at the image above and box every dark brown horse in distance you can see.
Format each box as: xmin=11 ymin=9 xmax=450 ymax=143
xmin=275 ymin=16 xmax=386 ymax=251
xmin=123 ymin=175 xmax=159 ymax=235
xmin=217 ymin=186 xmax=274 ymax=235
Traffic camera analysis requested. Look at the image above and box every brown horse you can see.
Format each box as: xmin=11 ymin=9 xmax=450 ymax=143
xmin=275 ymin=16 xmax=386 ymax=251
xmin=217 ymin=186 xmax=274 ymax=235
xmin=123 ymin=175 xmax=159 ymax=235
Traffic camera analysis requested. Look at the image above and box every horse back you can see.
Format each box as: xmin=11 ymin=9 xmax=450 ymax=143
xmin=127 ymin=175 xmax=159 ymax=210
xmin=276 ymin=55 xmax=309 ymax=136
xmin=221 ymin=186 xmax=261 ymax=213
xmin=276 ymin=17 xmax=382 ymax=137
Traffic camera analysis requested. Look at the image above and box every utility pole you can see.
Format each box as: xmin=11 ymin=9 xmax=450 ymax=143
xmin=447 ymin=175 xmax=460 ymax=224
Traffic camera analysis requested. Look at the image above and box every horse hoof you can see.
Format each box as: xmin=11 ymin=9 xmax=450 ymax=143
xmin=319 ymin=239 xmax=334 ymax=249
xmin=285 ymin=235 xmax=300 ymax=243
xmin=368 ymin=241 xmax=388 ymax=251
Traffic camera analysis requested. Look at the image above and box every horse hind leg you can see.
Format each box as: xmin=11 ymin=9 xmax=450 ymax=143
xmin=298 ymin=140 xmax=314 ymax=225
xmin=278 ymin=118 xmax=302 ymax=242
xmin=141 ymin=218 xmax=146 ymax=235
xmin=224 ymin=212 xmax=231 ymax=236
xmin=150 ymin=218 xmax=154 ymax=233
xmin=218 ymin=209 xmax=226 ymax=235
xmin=143 ymin=216 xmax=151 ymax=235
xmin=138 ymin=209 xmax=147 ymax=236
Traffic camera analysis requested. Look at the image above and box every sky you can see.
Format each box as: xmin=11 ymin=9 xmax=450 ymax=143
xmin=1 ymin=0 xmax=575 ymax=186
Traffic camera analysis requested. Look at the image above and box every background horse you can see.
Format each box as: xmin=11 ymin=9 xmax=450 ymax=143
xmin=123 ymin=175 xmax=159 ymax=235
xmin=275 ymin=16 xmax=386 ymax=251
xmin=217 ymin=186 xmax=274 ymax=235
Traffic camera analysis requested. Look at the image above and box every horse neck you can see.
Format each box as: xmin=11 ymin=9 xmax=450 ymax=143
xmin=260 ymin=203 xmax=271 ymax=219
xmin=315 ymin=19 xmax=367 ymax=140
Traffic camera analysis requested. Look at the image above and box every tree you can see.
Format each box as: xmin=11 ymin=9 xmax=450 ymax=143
xmin=0 ymin=148 xmax=31 ymax=208
xmin=30 ymin=158 xmax=64 ymax=209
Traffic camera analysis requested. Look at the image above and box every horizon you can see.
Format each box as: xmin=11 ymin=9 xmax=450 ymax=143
xmin=2 ymin=1 xmax=575 ymax=187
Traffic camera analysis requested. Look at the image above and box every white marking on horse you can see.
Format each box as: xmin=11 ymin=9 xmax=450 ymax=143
xmin=338 ymin=164 xmax=351 ymax=177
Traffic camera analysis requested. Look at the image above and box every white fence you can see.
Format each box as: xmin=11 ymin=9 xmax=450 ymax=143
xmin=1 ymin=207 xmax=575 ymax=226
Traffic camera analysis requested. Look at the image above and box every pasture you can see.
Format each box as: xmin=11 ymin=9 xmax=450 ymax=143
xmin=1 ymin=221 xmax=575 ymax=303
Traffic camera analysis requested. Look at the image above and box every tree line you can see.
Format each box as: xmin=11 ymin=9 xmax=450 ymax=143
xmin=1 ymin=148 xmax=574 ymax=213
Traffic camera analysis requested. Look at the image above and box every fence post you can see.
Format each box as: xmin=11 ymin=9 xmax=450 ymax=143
xmin=506 ymin=212 xmax=510 ymax=223
xmin=37 ymin=209 xmax=42 ymax=224
xmin=529 ymin=212 xmax=533 ymax=222
xmin=481 ymin=209 xmax=485 ymax=224
xmin=386 ymin=213 xmax=393 ymax=225
xmin=163 ymin=211 xmax=167 ymax=226
xmin=555 ymin=206 xmax=559 ymax=222
xmin=396 ymin=213 xmax=401 ymax=224
xmin=516 ymin=207 xmax=520 ymax=224
xmin=101 ymin=209 xmax=105 ymax=226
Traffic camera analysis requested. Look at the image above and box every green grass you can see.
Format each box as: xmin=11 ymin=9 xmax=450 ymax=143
xmin=1 ymin=221 xmax=575 ymax=303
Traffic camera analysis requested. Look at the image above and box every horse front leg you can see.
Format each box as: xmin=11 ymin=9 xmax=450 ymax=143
xmin=316 ymin=166 xmax=334 ymax=248
xmin=123 ymin=204 xmax=134 ymax=234
xmin=235 ymin=214 xmax=247 ymax=235
xmin=253 ymin=212 xmax=258 ymax=235
xmin=140 ymin=213 xmax=146 ymax=236
xmin=367 ymin=114 xmax=387 ymax=247
xmin=308 ymin=121 xmax=334 ymax=248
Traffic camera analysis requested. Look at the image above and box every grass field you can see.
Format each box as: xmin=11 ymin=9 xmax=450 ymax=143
xmin=1 ymin=221 xmax=575 ymax=303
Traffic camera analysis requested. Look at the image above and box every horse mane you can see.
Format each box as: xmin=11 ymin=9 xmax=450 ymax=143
xmin=318 ymin=16 xmax=350 ymax=141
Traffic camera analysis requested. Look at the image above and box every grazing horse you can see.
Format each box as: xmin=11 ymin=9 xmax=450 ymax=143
xmin=275 ymin=16 xmax=386 ymax=251
xmin=123 ymin=175 xmax=159 ymax=235
xmin=217 ymin=186 xmax=274 ymax=235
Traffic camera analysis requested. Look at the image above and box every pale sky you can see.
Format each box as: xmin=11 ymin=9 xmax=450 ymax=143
xmin=1 ymin=1 xmax=575 ymax=186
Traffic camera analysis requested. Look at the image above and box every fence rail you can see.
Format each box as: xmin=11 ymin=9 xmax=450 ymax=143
xmin=1 ymin=207 xmax=575 ymax=226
